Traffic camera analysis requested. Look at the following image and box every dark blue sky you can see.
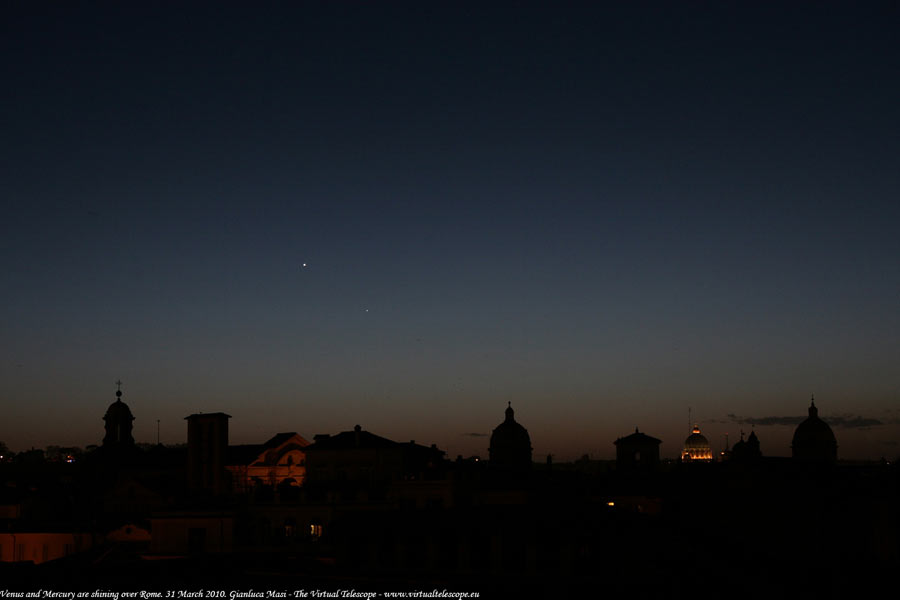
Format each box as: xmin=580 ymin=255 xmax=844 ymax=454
xmin=2 ymin=2 xmax=898 ymax=459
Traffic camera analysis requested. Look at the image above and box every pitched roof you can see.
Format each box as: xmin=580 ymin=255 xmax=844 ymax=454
xmin=226 ymin=432 xmax=308 ymax=465
xmin=614 ymin=430 xmax=662 ymax=445
xmin=262 ymin=432 xmax=301 ymax=448
xmin=305 ymin=426 xmax=399 ymax=451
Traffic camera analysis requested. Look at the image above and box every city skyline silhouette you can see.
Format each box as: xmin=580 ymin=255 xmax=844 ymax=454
xmin=3 ymin=382 xmax=894 ymax=464
xmin=3 ymin=3 xmax=898 ymax=473
xmin=2 ymin=375 xmax=895 ymax=598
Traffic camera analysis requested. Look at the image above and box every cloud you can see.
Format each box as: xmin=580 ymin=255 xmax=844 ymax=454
xmin=462 ymin=432 xmax=488 ymax=437
xmin=827 ymin=414 xmax=883 ymax=429
xmin=726 ymin=414 xmax=804 ymax=427
xmin=726 ymin=413 xmax=884 ymax=429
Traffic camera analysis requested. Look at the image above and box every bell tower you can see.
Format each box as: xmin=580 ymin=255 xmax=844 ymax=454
xmin=103 ymin=380 xmax=135 ymax=447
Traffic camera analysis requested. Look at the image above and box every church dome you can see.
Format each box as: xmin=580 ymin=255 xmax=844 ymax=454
xmin=104 ymin=397 xmax=134 ymax=421
xmin=792 ymin=398 xmax=837 ymax=463
xmin=489 ymin=403 xmax=532 ymax=470
xmin=682 ymin=425 xmax=713 ymax=462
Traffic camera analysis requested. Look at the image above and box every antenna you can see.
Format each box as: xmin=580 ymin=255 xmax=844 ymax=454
xmin=688 ymin=406 xmax=692 ymax=431
xmin=157 ymin=419 xmax=160 ymax=445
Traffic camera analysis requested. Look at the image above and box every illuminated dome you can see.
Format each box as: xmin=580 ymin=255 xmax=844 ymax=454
xmin=489 ymin=402 xmax=532 ymax=471
xmin=792 ymin=397 xmax=837 ymax=463
xmin=103 ymin=383 xmax=135 ymax=447
xmin=682 ymin=425 xmax=713 ymax=462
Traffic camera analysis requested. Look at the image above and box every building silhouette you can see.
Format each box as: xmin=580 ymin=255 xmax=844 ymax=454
xmin=792 ymin=397 xmax=838 ymax=463
xmin=304 ymin=424 xmax=445 ymax=487
xmin=614 ymin=428 xmax=661 ymax=471
xmin=102 ymin=382 xmax=134 ymax=449
xmin=488 ymin=402 xmax=532 ymax=472
xmin=730 ymin=430 xmax=762 ymax=462
xmin=185 ymin=412 xmax=231 ymax=495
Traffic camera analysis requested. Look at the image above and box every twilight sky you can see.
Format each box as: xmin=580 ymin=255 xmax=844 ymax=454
xmin=2 ymin=2 xmax=899 ymax=460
